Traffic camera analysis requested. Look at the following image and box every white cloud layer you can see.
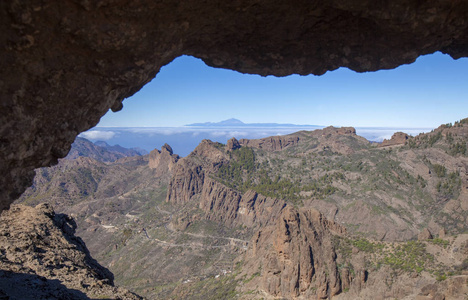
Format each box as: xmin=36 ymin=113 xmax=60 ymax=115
xmin=79 ymin=130 xmax=116 ymax=141
xmin=209 ymin=131 xmax=228 ymax=137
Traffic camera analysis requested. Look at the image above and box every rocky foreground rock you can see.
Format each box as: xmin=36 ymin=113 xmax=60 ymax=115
xmin=0 ymin=204 xmax=143 ymax=300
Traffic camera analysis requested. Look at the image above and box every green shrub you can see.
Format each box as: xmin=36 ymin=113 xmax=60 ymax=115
xmin=428 ymin=238 xmax=449 ymax=248
xmin=449 ymin=142 xmax=467 ymax=156
xmin=433 ymin=164 xmax=446 ymax=177
xmin=352 ymin=238 xmax=384 ymax=252
xmin=436 ymin=274 xmax=447 ymax=281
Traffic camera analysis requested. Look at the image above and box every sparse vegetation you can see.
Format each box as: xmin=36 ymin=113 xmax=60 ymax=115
xmin=243 ymin=271 xmax=260 ymax=283
xmin=433 ymin=164 xmax=446 ymax=177
xmin=335 ymin=236 xmax=456 ymax=278
xmin=454 ymin=118 xmax=468 ymax=126
xmin=215 ymin=146 xmax=339 ymax=204
xmin=179 ymin=273 xmax=240 ymax=300
xmin=428 ymin=131 xmax=442 ymax=146
xmin=428 ymin=238 xmax=449 ymax=248
xmin=436 ymin=171 xmax=461 ymax=200
xmin=216 ymin=147 xmax=257 ymax=189
xmin=121 ymin=228 xmax=133 ymax=245
xmin=380 ymin=241 xmax=433 ymax=273
xmin=213 ymin=142 xmax=226 ymax=151
xmin=449 ymin=141 xmax=467 ymax=156
xmin=352 ymin=238 xmax=385 ymax=252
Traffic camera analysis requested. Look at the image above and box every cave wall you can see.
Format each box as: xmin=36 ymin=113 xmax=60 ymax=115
xmin=1 ymin=0 xmax=468 ymax=210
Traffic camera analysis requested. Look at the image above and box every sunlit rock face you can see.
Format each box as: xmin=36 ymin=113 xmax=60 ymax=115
xmin=1 ymin=0 xmax=468 ymax=210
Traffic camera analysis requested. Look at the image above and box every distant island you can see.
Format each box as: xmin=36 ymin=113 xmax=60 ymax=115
xmin=185 ymin=118 xmax=321 ymax=128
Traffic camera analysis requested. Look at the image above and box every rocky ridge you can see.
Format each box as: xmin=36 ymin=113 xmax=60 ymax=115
xmin=238 ymin=135 xmax=300 ymax=152
xmin=238 ymin=126 xmax=367 ymax=155
xmin=0 ymin=203 xmax=143 ymax=299
xmin=67 ymin=138 xmax=143 ymax=162
xmin=379 ymin=132 xmax=410 ymax=147
xmin=166 ymin=140 xmax=228 ymax=205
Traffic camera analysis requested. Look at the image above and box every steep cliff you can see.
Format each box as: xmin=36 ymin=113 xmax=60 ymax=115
xmin=166 ymin=139 xmax=228 ymax=205
xmin=166 ymin=124 xmax=468 ymax=241
xmin=243 ymin=206 xmax=348 ymax=299
xmin=199 ymin=178 xmax=286 ymax=229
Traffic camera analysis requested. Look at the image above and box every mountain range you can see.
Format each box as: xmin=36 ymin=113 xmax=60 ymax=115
xmin=186 ymin=118 xmax=321 ymax=127
xmin=10 ymin=119 xmax=468 ymax=299
xmin=66 ymin=137 xmax=147 ymax=162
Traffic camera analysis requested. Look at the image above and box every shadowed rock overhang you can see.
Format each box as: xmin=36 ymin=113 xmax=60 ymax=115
xmin=1 ymin=0 xmax=468 ymax=210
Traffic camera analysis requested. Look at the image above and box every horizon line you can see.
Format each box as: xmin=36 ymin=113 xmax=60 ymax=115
xmin=92 ymin=125 xmax=435 ymax=130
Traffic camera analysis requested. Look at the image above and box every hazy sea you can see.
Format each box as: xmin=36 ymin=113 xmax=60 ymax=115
xmin=79 ymin=126 xmax=433 ymax=157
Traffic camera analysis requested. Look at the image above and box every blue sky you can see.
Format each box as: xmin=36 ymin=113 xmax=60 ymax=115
xmin=98 ymin=52 xmax=468 ymax=128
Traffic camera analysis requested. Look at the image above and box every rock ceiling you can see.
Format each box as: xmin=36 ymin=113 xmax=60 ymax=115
xmin=1 ymin=0 xmax=468 ymax=210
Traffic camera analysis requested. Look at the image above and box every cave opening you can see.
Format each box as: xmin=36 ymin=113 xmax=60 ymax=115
xmin=78 ymin=52 xmax=468 ymax=157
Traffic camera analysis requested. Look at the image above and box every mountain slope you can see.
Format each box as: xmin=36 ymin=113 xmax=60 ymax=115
xmin=67 ymin=137 xmax=143 ymax=162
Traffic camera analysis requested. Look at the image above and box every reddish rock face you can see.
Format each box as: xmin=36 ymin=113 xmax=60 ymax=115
xmin=2 ymin=1 xmax=468 ymax=210
xmin=244 ymin=206 xmax=348 ymax=299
